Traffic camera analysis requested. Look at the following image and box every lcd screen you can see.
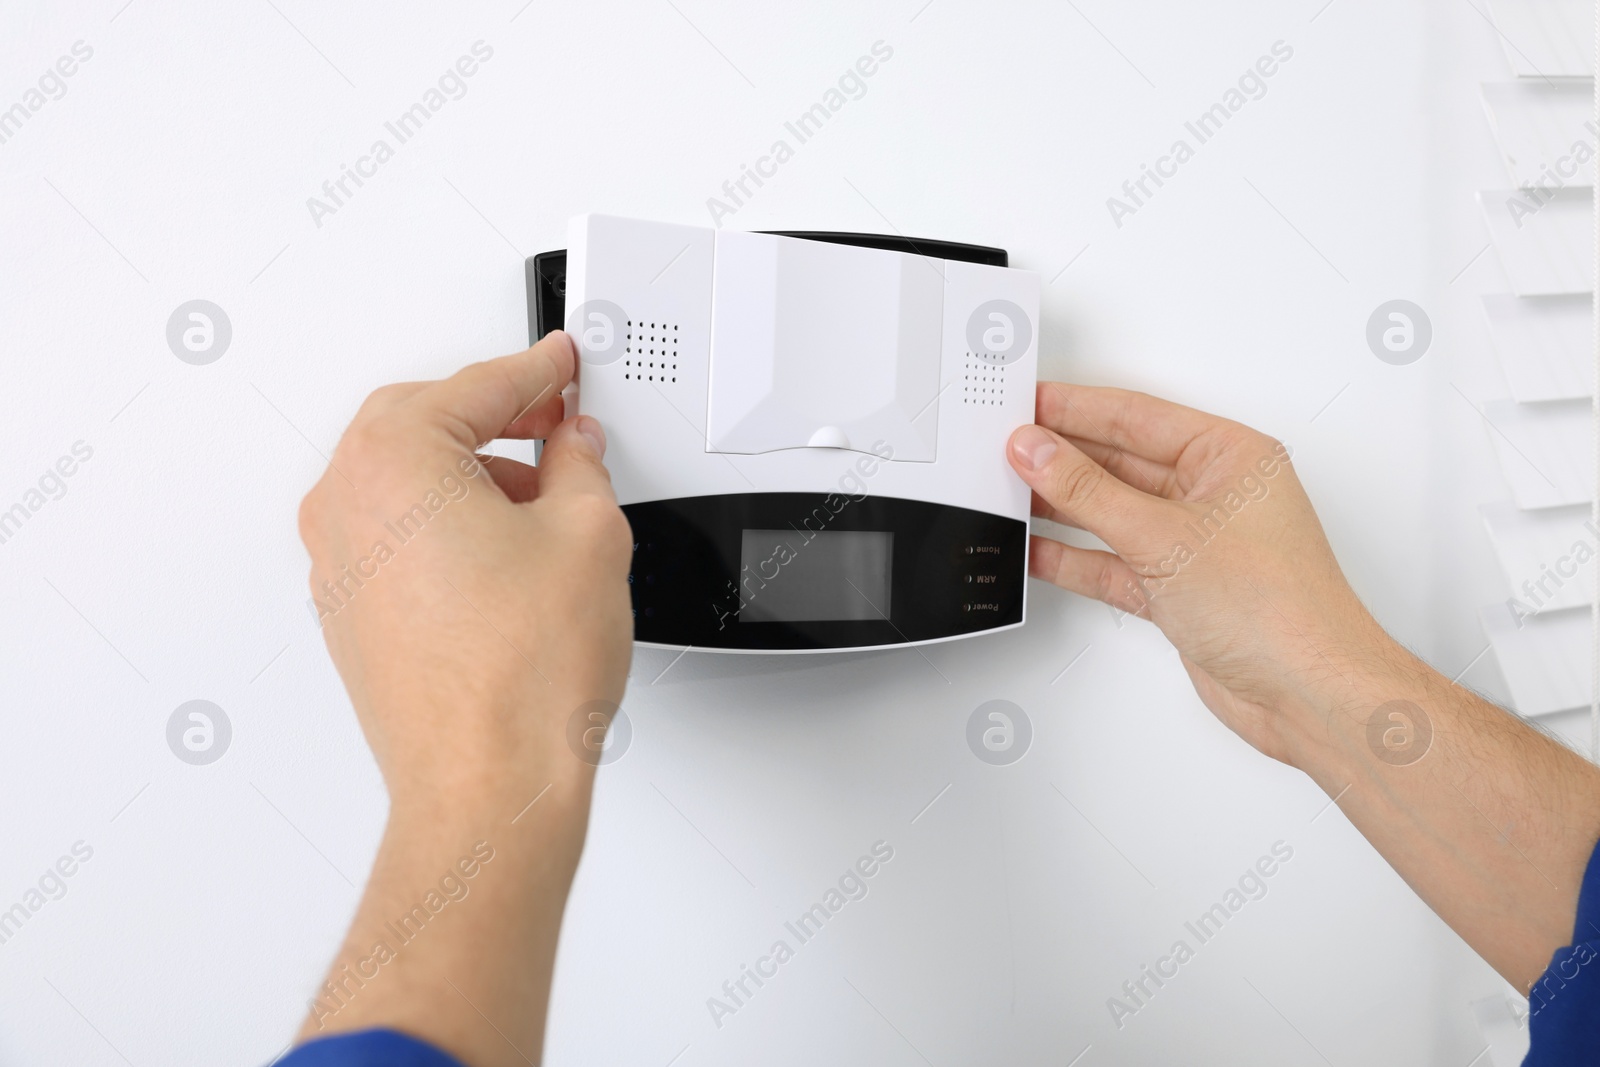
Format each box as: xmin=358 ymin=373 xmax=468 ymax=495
xmin=738 ymin=529 xmax=893 ymax=623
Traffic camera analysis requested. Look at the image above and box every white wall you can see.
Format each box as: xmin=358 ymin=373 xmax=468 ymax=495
xmin=0 ymin=1 xmax=1546 ymax=1064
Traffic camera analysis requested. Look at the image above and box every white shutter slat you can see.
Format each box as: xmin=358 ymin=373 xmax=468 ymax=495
xmin=1483 ymin=293 xmax=1592 ymax=402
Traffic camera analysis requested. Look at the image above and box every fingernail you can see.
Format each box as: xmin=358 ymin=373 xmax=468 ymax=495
xmin=575 ymin=416 xmax=606 ymax=458
xmin=1012 ymin=425 xmax=1057 ymax=471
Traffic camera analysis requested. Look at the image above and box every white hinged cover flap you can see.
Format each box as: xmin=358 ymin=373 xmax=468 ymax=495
xmin=706 ymin=230 xmax=942 ymax=460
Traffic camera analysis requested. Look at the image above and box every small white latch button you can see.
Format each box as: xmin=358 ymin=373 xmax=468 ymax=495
xmin=806 ymin=426 xmax=852 ymax=449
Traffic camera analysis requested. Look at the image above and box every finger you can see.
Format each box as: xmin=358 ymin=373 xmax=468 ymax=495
xmin=499 ymin=392 xmax=568 ymax=440
xmin=534 ymin=415 xmax=616 ymax=504
xmin=1009 ymin=423 xmax=1167 ymax=549
xmin=475 ymin=454 xmax=541 ymax=503
xmin=1063 ymin=434 xmax=1180 ymax=499
xmin=1031 ymin=490 xmax=1085 ymax=530
xmin=1028 ymin=535 xmax=1150 ymax=617
xmin=1029 ymin=491 xmax=1111 ymax=537
xmin=1036 ymin=381 xmax=1224 ymax=466
xmin=413 ymin=330 xmax=576 ymax=451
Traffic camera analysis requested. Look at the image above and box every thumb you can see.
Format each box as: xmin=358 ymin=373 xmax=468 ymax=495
xmin=536 ymin=415 xmax=617 ymax=505
xmin=1008 ymin=423 xmax=1166 ymax=550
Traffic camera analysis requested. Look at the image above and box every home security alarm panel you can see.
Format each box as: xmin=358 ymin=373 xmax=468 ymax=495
xmin=526 ymin=214 xmax=1039 ymax=653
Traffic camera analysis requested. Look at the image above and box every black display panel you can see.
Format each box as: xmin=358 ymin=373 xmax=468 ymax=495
xmin=625 ymin=493 xmax=1025 ymax=651
xmin=738 ymin=529 xmax=894 ymax=623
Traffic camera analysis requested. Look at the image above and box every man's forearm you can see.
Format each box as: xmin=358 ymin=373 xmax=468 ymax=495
xmin=296 ymin=776 xmax=593 ymax=1067
xmin=1283 ymin=632 xmax=1600 ymax=989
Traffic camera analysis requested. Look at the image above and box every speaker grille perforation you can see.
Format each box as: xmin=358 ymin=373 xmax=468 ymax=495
xmin=623 ymin=320 xmax=680 ymax=383
xmin=962 ymin=352 xmax=1007 ymax=406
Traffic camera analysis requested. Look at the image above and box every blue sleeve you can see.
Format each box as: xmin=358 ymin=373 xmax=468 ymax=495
xmin=1525 ymin=836 xmax=1600 ymax=1065
xmin=274 ymin=1029 xmax=467 ymax=1067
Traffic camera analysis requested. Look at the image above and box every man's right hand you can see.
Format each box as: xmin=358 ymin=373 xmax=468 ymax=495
xmin=1006 ymin=381 xmax=1384 ymax=766
xmin=1008 ymin=380 xmax=1600 ymax=992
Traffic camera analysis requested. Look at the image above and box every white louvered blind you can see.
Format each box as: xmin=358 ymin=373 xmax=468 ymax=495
xmin=1473 ymin=2 xmax=1596 ymax=734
